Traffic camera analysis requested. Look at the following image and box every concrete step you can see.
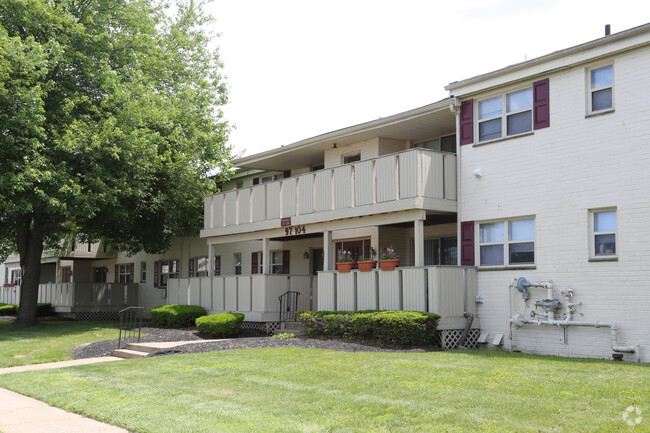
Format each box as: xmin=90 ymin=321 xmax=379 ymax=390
xmin=281 ymin=322 xmax=305 ymax=334
xmin=111 ymin=348 xmax=150 ymax=359
xmin=123 ymin=343 xmax=161 ymax=354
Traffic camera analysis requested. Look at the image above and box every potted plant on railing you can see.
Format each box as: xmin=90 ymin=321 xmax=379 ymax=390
xmin=379 ymin=246 xmax=400 ymax=270
xmin=336 ymin=250 xmax=355 ymax=273
xmin=356 ymin=247 xmax=377 ymax=272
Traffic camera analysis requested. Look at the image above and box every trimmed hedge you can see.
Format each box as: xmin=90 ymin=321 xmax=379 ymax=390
xmin=151 ymin=304 xmax=206 ymax=328
xmin=196 ymin=313 xmax=245 ymax=338
xmin=0 ymin=304 xmax=17 ymax=316
xmin=299 ymin=310 xmax=440 ymax=346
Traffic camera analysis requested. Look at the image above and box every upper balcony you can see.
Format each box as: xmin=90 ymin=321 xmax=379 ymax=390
xmin=202 ymin=148 xmax=457 ymax=237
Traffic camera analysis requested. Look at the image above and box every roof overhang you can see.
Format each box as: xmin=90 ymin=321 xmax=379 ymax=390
xmin=233 ymin=98 xmax=457 ymax=171
xmin=446 ymin=22 xmax=650 ymax=97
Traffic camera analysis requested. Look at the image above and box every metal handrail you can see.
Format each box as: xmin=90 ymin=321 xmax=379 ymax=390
xmin=117 ymin=306 xmax=145 ymax=349
xmin=278 ymin=291 xmax=301 ymax=324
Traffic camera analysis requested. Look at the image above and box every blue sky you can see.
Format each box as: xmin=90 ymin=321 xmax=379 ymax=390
xmin=206 ymin=0 xmax=647 ymax=157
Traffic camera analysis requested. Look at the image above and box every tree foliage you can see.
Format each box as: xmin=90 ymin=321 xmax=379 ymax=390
xmin=0 ymin=0 xmax=232 ymax=324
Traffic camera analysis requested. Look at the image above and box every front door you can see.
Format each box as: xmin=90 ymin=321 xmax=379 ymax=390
xmin=312 ymin=249 xmax=324 ymax=275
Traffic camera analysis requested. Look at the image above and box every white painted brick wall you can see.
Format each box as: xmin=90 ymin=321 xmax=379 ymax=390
xmin=461 ymin=47 xmax=650 ymax=362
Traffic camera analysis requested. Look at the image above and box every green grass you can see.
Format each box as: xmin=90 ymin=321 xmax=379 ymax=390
xmin=0 ymin=321 xmax=120 ymax=367
xmin=0 ymin=349 xmax=647 ymax=432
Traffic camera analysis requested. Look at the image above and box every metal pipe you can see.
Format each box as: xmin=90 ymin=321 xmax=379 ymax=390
xmin=456 ymin=312 xmax=474 ymax=349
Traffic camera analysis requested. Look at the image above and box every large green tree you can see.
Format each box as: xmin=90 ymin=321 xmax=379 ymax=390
xmin=0 ymin=0 xmax=232 ymax=325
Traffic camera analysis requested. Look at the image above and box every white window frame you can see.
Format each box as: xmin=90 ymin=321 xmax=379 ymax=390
xmin=271 ymin=251 xmax=284 ymax=274
xmin=478 ymin=217 xmax=535 ymax=267
xmin=477 ymin=87 xmax=533 ymax=142
xmin=589 ymin=208 xmax=617 ymax=259
xmin=234 ymin=253 xmax=242 ymax=275
xmin=159 ymin=260 xmax=179 ymax=288
xmin=343 ymin=153 xmax=361 ymax=164
xmin=11 ymin=268 xmax=22 ymax=285
xmin=118 ymin=264 xmax=131 ymax=283
xmin=140 ymin=261 xmax=147 ymax=283
xmin=195 ymin=256 xmax=209 ymax=277
xmin=587 ymin=64 xmax=614 ymax=114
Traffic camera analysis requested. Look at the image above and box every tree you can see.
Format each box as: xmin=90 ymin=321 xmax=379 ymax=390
xmin=0 ymin=0 xmax=232 ymax=325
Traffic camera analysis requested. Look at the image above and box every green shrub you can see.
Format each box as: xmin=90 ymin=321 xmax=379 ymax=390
xmin=0 ymin=304 xmax=17 ymax=316
xmin=151 ymin=304 xmax=206 ymax=328
xmin=195 ymin=313 xmax=244 ymax=338
xmin=298 ymin=310 xmax=440 ymax=346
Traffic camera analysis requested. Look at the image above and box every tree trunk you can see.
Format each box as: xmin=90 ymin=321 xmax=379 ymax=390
xmin=15 ymin=226 xmax=45 ymax=326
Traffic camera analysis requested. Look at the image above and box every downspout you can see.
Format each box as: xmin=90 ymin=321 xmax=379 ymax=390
xmin=449 ymin=98 xmax=462 ymax=266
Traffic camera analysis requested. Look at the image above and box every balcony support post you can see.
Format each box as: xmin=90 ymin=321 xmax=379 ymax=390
xmin=208 ymin=244 xmax=215 ymax=277
xmin=323 ymin=230 xmax=332 ymax=271
xmin=262 ymin=238 xmax=270 ymax=274
xmin=414 ymin=218 xmax=425 ymax=267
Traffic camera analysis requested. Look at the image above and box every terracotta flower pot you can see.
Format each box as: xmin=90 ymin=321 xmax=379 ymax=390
xmin=336 ymin=262 xmax=355 ymax=273
xmin=357 ymin=260 xmax=377 ymax=272
xmin=379 ymin=259 xmax=400 ymax=271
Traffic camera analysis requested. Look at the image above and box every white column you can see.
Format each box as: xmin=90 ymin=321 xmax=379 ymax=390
xmin=414 ymin=219 xmax=424 ymax=267
xmin=208 ymin=244 xmax=215 ymax=277
xmin=262 ymin=238 xmax=270 ymax=274
xmin=323 ymin=230 xmax=332 ymax=271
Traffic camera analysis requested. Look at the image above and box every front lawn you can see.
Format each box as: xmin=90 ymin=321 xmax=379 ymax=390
xmin=0 ymin=320 xmax=120 ymax=367
xmin=0 ymin=349 xmax=647 ymax=432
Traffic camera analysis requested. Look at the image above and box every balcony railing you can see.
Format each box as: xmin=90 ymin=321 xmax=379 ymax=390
xmin=204 ymin=148 xmax=456 ymax=231
xmin=1 ymin=283 xmax=138 ymax=309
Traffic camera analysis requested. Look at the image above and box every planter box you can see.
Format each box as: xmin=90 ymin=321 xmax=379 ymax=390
xmin=379 ymin=259 xmax=400 ymax=271
xmin=357 ymin=260 xmax=377 ymax=272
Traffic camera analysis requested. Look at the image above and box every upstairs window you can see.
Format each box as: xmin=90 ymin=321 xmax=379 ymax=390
xmin=478 ymin=88 xmax=533 ymax=142
xmin=479 ymin=218 xmax=535 ymax=266
xmin=589 ymin=65 xmax=613 ymax=113
xmin=343 ymin=153 xmax=361 ymax=164
xmin=591 ymin=209 xmax=616 ymax=257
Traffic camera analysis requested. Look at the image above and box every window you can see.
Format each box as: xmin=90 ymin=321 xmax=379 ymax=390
xmin=424 ymin=237 xmax=457 ymax=265
xmin=343 ymin=154 xmax=361 ymax=164
xmin=61 ymin=266 xmax=72 ymax=283
xmin=11 ymin=269 xmax=22 ymax=285
xmin=234 ymin=253 xmax=242 ymax=275
xmin=140 ymin=262 xmax=147 ymax=283
xmin=271 ymin=251 xmax=284 ymax=274
xmin=94 ymin=267 xmax=108 ymax=283
xmin=195 ymin=257 xmax=208 ymax=277
xmin=589 ymin=65 xmax=613 ymax=112
xmin=479 ymin=218 xmax=535 ymax=266
xmin=415 ymin=134 xmax=456 ymax=154
xmin=117 ymin=264 xmax=131 ymax=283
xmin=159 ymin=260 xmax=179 ymax=288
xmin=478 ymin=88 xmax=533 ymax=142
xmin=591 ymin=209 xmax=616 ymax=257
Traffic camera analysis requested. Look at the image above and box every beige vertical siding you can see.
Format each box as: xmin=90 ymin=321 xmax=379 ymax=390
xmin=443 ymin=154 xmax=457 ymax=200
xmin=224 ymin=192 xmax=237 ymax=226
xmin=378 ymin=270 xmax=401 ymax=310
xmin=333 ymin=165 xmax=353 ymax=209
xmin=252 ymin=185 xmax=267 ymax=222
xmin=238 ymin=189 xmax=251 ymax=225
xmin=336 ymin=272 xmax=356 ymax=310
xmin=211 ymin=194 xmax=224 ymax=228
xmin=204 ymin=196 xmax=212 ymax=229
xmin=421 ymin=152 xmax=444 ymax=199
xmin=401 ymin=268 xmax=427 ymax=311
xmin=398 ymin=151 xmax=418 ymax=198
xmin=167 ymin=279 xmax=180 ymax=305
xmin=354 ymin=160 xmax=374 ymax=206
xmin=199 ymin=277 xmax=212 ymax=310
xmin=318 ymin=272 xmax=336 ymax=310
xmin=356 ymin=270 xmax=379 ymax=309
xmin=376 ymin=155 xmax=397 ymax=202
xmin=224 ymin=276 xmax=238 ymax=311
xmin=237 ymin=276 xmax=252 ymax=311
xmin=212 ymin=277 xmax=225 ymax=311
xmin=281 ymin=177 xmax=298 ymax=217
xmin=314 ymin=170 xmax=332 ymax=212
xmin=298 ymin=173 xmax=314 ymax=215
xmin=189 ymin=278 xmax=200 ymax=305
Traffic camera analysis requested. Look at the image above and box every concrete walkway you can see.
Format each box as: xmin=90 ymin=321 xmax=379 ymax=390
xmin=0 ymin=340 xmax=213 ymax=432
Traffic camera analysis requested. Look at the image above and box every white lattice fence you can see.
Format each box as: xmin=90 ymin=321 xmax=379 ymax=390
xmin=440 ymin=329 xmax=480 ymax=350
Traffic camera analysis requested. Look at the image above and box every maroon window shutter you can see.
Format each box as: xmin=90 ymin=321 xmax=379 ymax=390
xmin=129 ymin=263 xmax=134 ymax=283
xmin=175 ymin=260 xmax=180 ymax=276
xmin=189 ymin=258 xmax=194 ymax=277
xmin=460 ymin=99 xmax=474 ymax=145
xmin=114 ymin=265 xmax=119 ymax=283
xmin=460 ymin=221 xmax=475 ymax=266
xmin=282 ymin=250 xmax=290 ymax=274
xmin=10 ymin=270 xmax=14 ymax=284
xmin=251 ymin=252 xmax=258 ymax=274
xmin=252 ymin=177 xmax=260 ymax=185
xmin=153 ymin=261 xmax=159 ymax=287
xmin=533 ymin=78 xmax=550 ymax=130
xmin=214 ymin=256 xmax=221 ymax=276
